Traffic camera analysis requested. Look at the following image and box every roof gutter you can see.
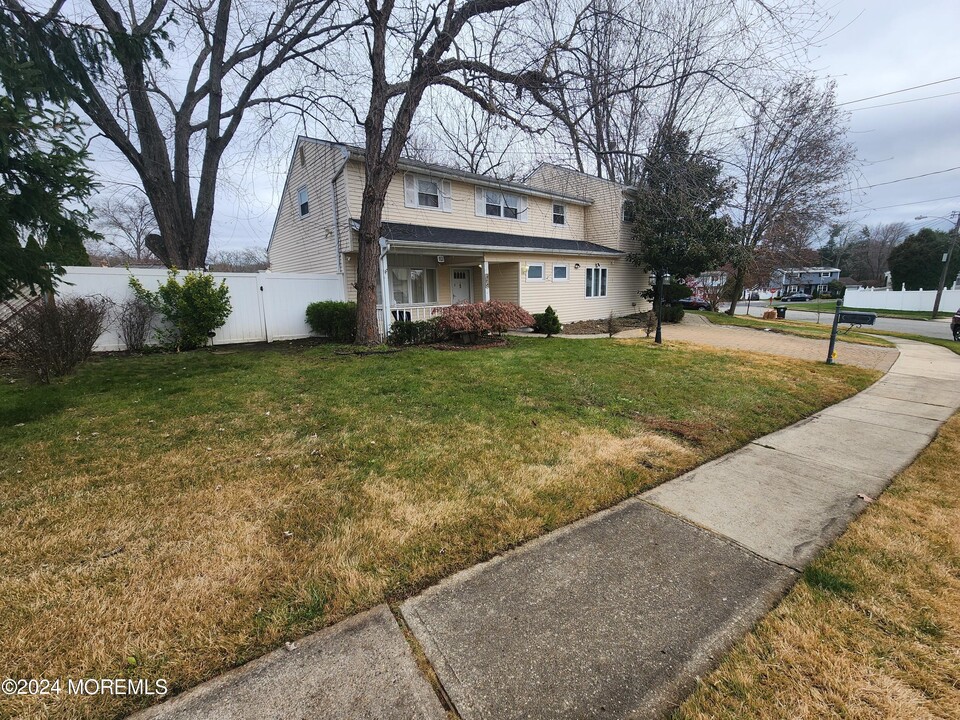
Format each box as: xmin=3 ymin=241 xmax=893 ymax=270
xmin=385 ymin=239 xmax=623 ymax=258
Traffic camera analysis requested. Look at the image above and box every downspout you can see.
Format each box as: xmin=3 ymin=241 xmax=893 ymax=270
xmin=330 ymin=157 xmax=348 ymax=276
xmin=379 ymin=237 xmax=392 ymax=339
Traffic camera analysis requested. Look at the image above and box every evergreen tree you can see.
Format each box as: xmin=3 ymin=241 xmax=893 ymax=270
xmin=0 ymin=9 xmax=96 ymax=299
xmin=888 ymin=228 xmax=959 ymax=291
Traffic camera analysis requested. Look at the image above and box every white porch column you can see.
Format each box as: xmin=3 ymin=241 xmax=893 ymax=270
xmin=483 ymin=260 xmax=490 ymax=302
xmin=379 ymin=238 xmax=392 ymax=338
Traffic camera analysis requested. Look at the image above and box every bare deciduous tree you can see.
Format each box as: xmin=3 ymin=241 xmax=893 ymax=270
xmin=726 ymin=78 xmax=856 ymax=314
xmin=7 ymin=0 xmax=364 ymax=269
xmin=345 ymin=0 xmax=549 ymax=344
xmin=92 ymin=193 xmax=157 ymax=262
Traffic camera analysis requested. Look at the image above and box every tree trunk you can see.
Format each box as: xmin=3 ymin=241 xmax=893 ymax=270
xmin=726 ymin=266 xmax=746 ymax=315
xmin=355 ymin=175 xmax=390 ymax=345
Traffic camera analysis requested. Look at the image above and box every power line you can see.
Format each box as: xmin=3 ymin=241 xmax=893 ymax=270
xmin=849 ymin=90 xmax=960 ymax=112
xmin=838 ymin=75 xmax=960 ymax=106
xmin=865 ymin=194 xmax=960 ymax=211
xmin=864 ymin=166 xmax=960 ymax=189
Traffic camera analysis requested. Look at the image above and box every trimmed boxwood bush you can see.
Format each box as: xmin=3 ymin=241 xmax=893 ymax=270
xmin=387 ymin=318 xmax=446 ymax=346
xmin=661 ymin=305 xmax=685 ymax=323
xmin=533 ymin=306 xmax=562 ymax=337
xmin=306 ymin=301 xmax=357 ymax=342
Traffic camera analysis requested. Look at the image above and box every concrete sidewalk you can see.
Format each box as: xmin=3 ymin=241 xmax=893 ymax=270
xmin=131 ymin=339 xmax=960 ymax=720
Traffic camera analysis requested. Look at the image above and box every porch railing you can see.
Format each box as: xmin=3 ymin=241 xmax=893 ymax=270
xmin=376 ymin=304 xmax=451 ymax=336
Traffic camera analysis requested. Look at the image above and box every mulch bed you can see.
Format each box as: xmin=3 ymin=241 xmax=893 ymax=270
xmin=562 ymin=313 xmax=651 ymax=336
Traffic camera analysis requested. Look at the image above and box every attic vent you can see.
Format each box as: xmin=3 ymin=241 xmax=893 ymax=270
xmin=299 ymin=146 xmax=306 ymax=166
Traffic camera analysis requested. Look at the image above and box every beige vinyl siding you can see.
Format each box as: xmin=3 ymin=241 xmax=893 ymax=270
xmin=488 ymin=262 xmax=520 ymax=304
xmin=526 ymin=164 xmax=638 ymax=254
xmin=486 ymin=252 xmax=652 ymax=322
xmin=268 ymin=140 xmax=346 ymax=273
xmin=344 ymin=161 xmax=586 ymax=247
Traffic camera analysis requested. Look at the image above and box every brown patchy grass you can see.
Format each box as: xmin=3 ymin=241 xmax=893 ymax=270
xmin=0 ymin=337 xmax=877 ymax=719
xmin=675 ymin=412 xmax=960 ymax=720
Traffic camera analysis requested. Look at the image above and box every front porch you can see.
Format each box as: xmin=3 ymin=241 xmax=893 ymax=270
xmin=374 ymin=251 xmax=521 ymax=335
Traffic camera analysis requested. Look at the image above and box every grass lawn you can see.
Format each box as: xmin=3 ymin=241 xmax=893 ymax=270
xmin=0 ymin=337 xmax=879 ymax=719
xmin=675 ymin=410 xmax=960 ymax=720
xmin=867 ymin=330 xmax=960 ymax=356
xmin=786 ymin=300 xmax=948 ymax=321
xmin=689 ymin=310 xmax=895 ymax=347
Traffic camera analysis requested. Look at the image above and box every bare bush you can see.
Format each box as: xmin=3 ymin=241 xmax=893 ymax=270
xmin=117 ymin=296 xmax=156 ymax=352
xmin=1 ymin=296 xmax=110 ymax=382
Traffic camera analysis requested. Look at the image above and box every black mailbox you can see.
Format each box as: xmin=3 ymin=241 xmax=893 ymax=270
xmin=837 ymin=310 xmax=877 ymax=326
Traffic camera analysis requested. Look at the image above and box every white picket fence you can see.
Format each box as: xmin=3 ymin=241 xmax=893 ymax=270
xmin=845 ymin=287 xmax=960 ymax=313
xmin=57 ymin=266 xmax=344 ymax=351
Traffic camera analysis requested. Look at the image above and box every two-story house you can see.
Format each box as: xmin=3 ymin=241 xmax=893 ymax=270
xmin=267 ymin=137 xmax=652 ymax=333
xmin=773 ymin=267 xmax=841 ymax=296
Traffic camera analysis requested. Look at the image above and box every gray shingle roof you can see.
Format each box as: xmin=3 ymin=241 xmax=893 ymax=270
xmin=359 ymin=220 xmax=623 ymax=256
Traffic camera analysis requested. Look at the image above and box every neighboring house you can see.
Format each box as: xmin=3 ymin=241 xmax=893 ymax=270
xmin=772 ymin=267 xmax=841 ymax=296
xmin=267 ymin=137 xmax=652 ymax=334
xmin=838 ymin=276 xmax=861 ymax=291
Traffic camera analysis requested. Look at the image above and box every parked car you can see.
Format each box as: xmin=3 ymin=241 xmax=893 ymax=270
xmin=780 ymin=292 xmax=813 ymax=302
xmin=677 ymin=297 xmax=712 ymax=310
xmin=951 ymin=309 xmax=960 ymax=341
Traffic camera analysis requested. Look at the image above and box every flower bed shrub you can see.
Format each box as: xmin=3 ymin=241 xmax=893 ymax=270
xmin=130 ymin=271 xmax=232 ymax=351
xmin=533 ymin=306 xmax=562 ymax=337
xmin=438 ymin=301 xmax=534 ymax=342
xmin=305 ymin=301 xmax=357 ymax=343
xmin=387 ymin=318 xmax=446 ymax=346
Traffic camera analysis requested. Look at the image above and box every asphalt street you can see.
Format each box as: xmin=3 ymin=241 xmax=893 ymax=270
xmin=727 ymin=302 xmax=957 ymax=340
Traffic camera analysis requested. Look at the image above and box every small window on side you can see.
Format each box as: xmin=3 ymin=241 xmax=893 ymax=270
xmin=298 ymin=187 xmax=309 ymax=216
xmin=526 ymin=263 xmax=544 ymax=281
xmin=553 ymin=264 xmax=568 ymax=281
xmin=622 ymin=200 xmax=636 ymax=223
xmin=553 ymin=203 xmax=565 ymax=225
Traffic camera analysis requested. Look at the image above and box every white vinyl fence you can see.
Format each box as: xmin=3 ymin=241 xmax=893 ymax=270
xmin=57 ymin=266 xmax=344 ymax=351
xmin=844 ymin=287 xmax=960 ymax=313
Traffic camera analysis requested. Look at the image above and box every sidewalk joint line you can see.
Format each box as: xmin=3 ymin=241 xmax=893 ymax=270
xmin=637 ymin=498 xmax=803 ymax=574
xmin=389 ymin=603 xmax=462 ymax=720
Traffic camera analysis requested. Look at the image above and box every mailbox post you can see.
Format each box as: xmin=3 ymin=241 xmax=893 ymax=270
xmin=826 ymin=299 xmax=842 ymax=365
xmin=827 ymin=302 xmax=878 ymax=364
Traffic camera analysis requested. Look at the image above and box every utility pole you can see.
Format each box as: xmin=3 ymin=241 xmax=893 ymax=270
xmin=930 ymin=211 xmax=960 ymax=319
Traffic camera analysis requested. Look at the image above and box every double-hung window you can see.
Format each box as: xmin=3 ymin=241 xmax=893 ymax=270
xmin=586 ymin=267 xmax=607 ymax=298
xmin=485 ymin=191 xmax=520 ymax=219
xmin=389 ymin=267 xmax=438 ymax=305
xmin=553 ymin=203 xmax=566 ymax=225
xmin=622 ymin=200 xmax=636 ymax=223
xmin=417 ymin=178 xmax=440 ymax=208
xmin=297 ymin=187 xmax=309 ymax=216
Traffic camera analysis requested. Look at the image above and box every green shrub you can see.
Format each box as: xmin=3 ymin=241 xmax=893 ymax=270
xmin=305 ymin=301 xmax=357 ymax=342
xmin=387 ymin=318 xmax=445 ymax=346
xmin=661 ymin=305 xmax=685 ymax=323
xmin=532 ymin=306 xmax=562 ymax=336
xmin=130 ymin=271 xmax=231 ymax=351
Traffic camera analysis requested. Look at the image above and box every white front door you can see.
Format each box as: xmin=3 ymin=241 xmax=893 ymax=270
xmin=451 ymin=268 xmax=472 ymax=304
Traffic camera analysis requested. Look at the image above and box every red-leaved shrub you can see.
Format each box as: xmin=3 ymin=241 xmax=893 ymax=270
xmin=438 ymin=301 xmax=534 ymax=341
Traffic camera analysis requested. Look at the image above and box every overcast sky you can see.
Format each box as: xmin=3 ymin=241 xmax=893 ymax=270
xmin=818 ymin=0 xmax=960 ymax=236
xmin=89 ymin=0 xmax=960 ymax=255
